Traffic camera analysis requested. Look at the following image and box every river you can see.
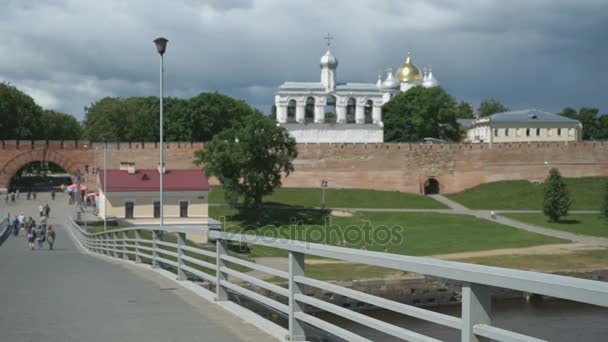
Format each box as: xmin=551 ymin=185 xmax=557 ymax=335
xmin=316 ymin=298 xmax=608 ymax=341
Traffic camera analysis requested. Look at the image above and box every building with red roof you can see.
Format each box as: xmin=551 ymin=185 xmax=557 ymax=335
xmin=96 ymin=163 xmax=211 ymax=225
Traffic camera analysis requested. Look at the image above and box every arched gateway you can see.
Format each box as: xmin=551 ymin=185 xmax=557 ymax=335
xmin=424 ymin=178 xmax=440 ymax=195
xmin=0 ymin=149 xmax=80 ymax=191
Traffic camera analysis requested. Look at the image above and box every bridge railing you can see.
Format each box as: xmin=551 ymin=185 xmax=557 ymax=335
xmin=0 ymin=216 xmax=11 ymax=246
xmin=66 ymin=218 xmax=608 ymax=342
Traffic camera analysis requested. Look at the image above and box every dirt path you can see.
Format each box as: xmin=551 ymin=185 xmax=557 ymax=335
xmin=431 ymin=243 xmax=607 ymax=260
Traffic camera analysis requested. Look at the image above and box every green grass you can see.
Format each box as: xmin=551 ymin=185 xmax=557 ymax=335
xmin=447 ymin=177 xmax=608 ymax=210
xmin=459 ymin=249 xmax=608 ymax=272
xmin=210 ymin=206 xmax=566 ymax=258
xmin=503 ymin=213 xmax=608 ymax=238
xmin=209 ymin=187 xmax=447 ymax=209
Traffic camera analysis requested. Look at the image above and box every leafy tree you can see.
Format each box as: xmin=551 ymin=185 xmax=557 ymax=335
xmin=0 ymin=82 xmax=44 ymax=139
xmin=40 ymin=110 xmax=82 ymax=140
xmin=194 ymin=113 xmax=297 ymax=224
xmin=456 ymin=101 xmax=475 ymax=119
xmin=558 ymin=107 xmax=608 ymax=140
xmin=383 ymin=86 xmax=460 ymax=142
xmin=478 ymin=98 xmax=508 ymax=117
xmin=558 ymin=107 xmax=578 ymax=120
xmin=603 ymin=182 xmax=608 ymax=221
xmin=543 ymin=168 xmax=571 ymax=222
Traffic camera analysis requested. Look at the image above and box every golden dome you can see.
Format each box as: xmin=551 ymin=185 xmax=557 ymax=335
xmin=396 ymin=52 xmax=422 ymax=82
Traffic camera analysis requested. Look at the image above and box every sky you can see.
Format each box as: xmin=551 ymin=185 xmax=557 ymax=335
xmin=1 ymin=0 xmax=607 ymax=120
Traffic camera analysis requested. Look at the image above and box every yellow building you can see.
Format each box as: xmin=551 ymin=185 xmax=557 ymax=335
xmin=461 ymin=109 xmax=582 ymax=143
xmin=97 ymin=164 xmax=211 ymax=226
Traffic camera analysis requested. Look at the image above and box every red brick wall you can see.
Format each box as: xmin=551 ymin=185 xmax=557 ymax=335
xmin=1 ymin=140 xmax=607 ymax=194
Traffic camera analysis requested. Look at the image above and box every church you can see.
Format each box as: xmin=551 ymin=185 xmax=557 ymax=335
xmin=274 ymin=36 xmax=440 ymax=143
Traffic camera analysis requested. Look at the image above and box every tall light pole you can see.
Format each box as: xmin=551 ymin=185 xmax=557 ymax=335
xmin=103 ymin=141 xmax=107 ymax=232
xmin=154 ymin=37 xmax=168 ymax=233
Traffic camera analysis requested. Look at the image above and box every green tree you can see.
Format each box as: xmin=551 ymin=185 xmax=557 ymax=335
xmin=383 ymin=86 xmax=460 ymax=142
xmin=557 ymin=107 xmax=607 ymax=140
xmin=40 ymin=110 xmax=82 ymax=140
xmin=478 ymin=98 xmax=508 ymax=117
xmin=0 ymin=82 xmax=44 ymax=139
xmin=456 ymin=101 xmax=475 ymax=119
xmin=183 ymin=92 xmax=255 ymax=142
xmin=194 ymin=114 xmax=297 ymax=224
xmin=543 ymin=168 xmax=571 ymax=222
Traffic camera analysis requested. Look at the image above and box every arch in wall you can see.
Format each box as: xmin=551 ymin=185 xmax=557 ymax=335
xmin=324 ymin=95 xmax=337 ymax=123
xmin=423 ymin=178 xmax=440 ymax=195
xmin=364 ymin=100 xmax=373 ymax=124
xmin=346 ymin=97 xmax=356 ymax=123
xmin=287 ymin=99 xmax=297 ymax=123
xmin=305 ymin=97 xmax=315 ymax=123
xmin=0 ymin=149 xmax=79 ymax=191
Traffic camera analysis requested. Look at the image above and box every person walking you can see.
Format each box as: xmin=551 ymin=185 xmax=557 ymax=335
xmin=36 ymin=225 xmax=46 ymax=249
xmin=38 ymin=205 xmax=44 ymax=218
xmin=27 ymin=228 xmax=36 ymax=250
xmin=44 ymin=204 xmax=51 ymax=217
xmin=47 ymin=225 xmax=56 ymax=250
xmin=33 ymin=192 xmax=37 ymax=200
xmin=17 ymin=213 xmax=25 ymax=230
xmin=51 ymin=190 xmax=56 ymax=201
xmin=12 ymin=217 xmax=19 ymax=236
xmin=16 ymin=189 xmax=20 ymax=200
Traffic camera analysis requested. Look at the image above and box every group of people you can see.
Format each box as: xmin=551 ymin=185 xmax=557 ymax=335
xmin=11 ymin=206 xmax=56 ymax=250
xmin=4 ymin=189 xmax=56 ymax=204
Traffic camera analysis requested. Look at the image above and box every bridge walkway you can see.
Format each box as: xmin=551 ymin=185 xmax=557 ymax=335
xmin=0 ymin=194 xmax=272 ymax=342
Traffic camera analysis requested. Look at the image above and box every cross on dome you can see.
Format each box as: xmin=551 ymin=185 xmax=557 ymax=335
xmin=324 ymin=33 xmax=334 ymax=47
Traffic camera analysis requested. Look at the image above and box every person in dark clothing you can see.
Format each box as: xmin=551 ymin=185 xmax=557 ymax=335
xmin=51 ymin=191 xmax=56 ymax=200
xmin=47 ymin=225 xmax=56 ymax=250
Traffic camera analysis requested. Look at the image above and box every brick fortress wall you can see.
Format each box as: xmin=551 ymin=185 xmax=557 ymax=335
xmin=1 ymin=140 xmax=607 ymax=194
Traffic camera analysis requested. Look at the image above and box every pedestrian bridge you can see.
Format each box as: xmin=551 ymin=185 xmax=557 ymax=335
xmin=1 ymin=216 xmax=608 ymax=342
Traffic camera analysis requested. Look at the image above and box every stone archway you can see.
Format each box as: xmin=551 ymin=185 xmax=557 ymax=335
xmin=0 ymin=149 xmax=79 ymax=191
xmin=424 ymin=178 xmax=440 ymax=195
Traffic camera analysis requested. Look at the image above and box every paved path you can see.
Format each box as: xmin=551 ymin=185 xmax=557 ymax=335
xmin=0 ymin=193 xmax=273 ymax=342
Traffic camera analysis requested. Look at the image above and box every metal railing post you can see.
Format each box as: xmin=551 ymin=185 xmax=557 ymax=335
xmin=134 ymin=229 xmax=142 ymax=263
xmin=288 ymin=251 xmax=306 ymax=341
xmin=176 ymin=232 xmax=186 ymax=281
xmin=152 ymin=230 xmax=159 ymax=268
xmin=122 ymin=231 xmax=128 ymax=261
xmin=102 ymin=233 xmax=108 ymax=255
xmin=112 ymin=232 xmax=118 ymax=258
xmin=462 ymin=283 xmax=492 ymax=342
xmin=215 ymin=239 xmax=228 ymax=301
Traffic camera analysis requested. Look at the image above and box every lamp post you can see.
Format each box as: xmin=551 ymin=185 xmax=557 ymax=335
xmin=321 ymin=180 xmax=328 ymax=208
xmin=154 ymin=37 xmax=168 ymax=234
xmin=104 ymin=142 xmax=107 ymax=232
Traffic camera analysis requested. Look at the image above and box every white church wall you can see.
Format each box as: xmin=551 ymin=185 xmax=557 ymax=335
xmin=280 ymin=123 xmax=383 ymax=143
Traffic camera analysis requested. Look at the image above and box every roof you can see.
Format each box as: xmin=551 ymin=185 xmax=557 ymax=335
xmin=488 ymin=109 xmax=579 ymax=124
xmin=99 ymin=169 xmax=210 ymax=192
xmin=456 ymin=118 xmax=474 ymax=127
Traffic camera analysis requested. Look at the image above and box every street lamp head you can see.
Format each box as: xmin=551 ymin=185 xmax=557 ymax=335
xmin=153 ymin=37 xmax=168 ymax=55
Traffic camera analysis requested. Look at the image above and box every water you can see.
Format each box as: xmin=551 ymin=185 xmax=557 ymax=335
xmin=317 ymin=299 xmax=608 ymax=341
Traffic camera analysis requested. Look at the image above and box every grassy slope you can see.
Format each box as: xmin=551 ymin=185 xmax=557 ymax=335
xmin=210 ymin=206 xmax=565 ymax=258
xmin=209 ymin=187 xmax=447 ymax=209
xmin=447 ymin=177 xmax=608 ymax=210
xmin=459 ymin=250 xmax=608 ymax=272
xmin=503 ymin=213 xmax=608 ymax=238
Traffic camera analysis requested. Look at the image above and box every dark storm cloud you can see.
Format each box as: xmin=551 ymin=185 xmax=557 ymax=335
xmin=0 ymin=0 xmax=606 ymax=119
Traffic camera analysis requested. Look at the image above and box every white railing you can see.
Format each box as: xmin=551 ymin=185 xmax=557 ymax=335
xmin=0 ymin=216 xmax=11 ymax=246
xmin=67 ymin=218 xmax=608 ymax=342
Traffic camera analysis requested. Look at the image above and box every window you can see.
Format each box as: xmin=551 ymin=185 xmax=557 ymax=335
xmin=287 ymin=100 xmax=296 ymax=123
xmin=557 ymin=128 xmax=562 ymax=136
xmin=526 ymin=128 xmax=530 ymax=137
xmin=536 ymin=128 xmax=541 ymax=136
xmin=346 ymin=98 xmax=356 ymax=123
xmin=153 ymin=201 xmax=160 ymax=218
xmin=494 ymin=128 xmax=499 ymax=137
xmin=305 ymin=97 xmax=315 ymax=123
xmin=125 ymin=201 xmax=134 ymax=219
xmin=364 ymin=100 xmax=373 ymax=123
xmin=505 ymin=128 xmax=509 ymax=137
xmin=179 ymin=201 xmax=189 ymax=218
